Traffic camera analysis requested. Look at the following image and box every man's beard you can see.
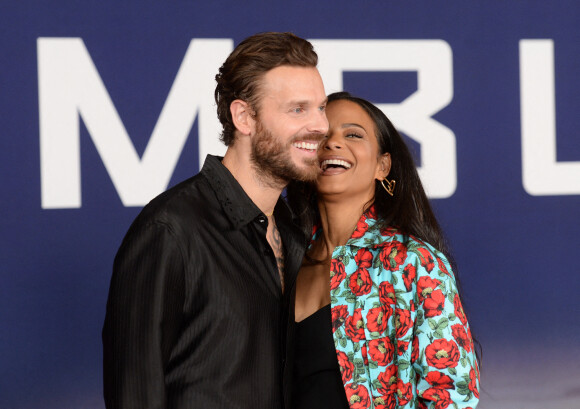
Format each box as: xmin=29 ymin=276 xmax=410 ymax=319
xmin=250 ymin=120 xmax=321 ymax=188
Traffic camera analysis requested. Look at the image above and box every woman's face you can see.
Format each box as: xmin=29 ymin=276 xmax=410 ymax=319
xmin=316 ymin=99 xmax=390 ymax=202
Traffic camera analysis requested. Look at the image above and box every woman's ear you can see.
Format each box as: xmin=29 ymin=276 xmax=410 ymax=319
xmin=375 ymin=152 xmax=392 ymax=180
xmin=230 ymin=99 xmax=255 ymax=136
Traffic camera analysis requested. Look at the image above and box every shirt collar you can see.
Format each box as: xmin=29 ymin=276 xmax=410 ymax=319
xmin=200 ymin=154 xmax=298 ymax=230
xmin=312 ymin=204 xmax=396 ymax=248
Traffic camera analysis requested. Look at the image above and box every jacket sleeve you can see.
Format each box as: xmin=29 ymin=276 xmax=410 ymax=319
xmin=410 ymin=249 xmax=480 ymax=408
xmin=102 ymin=221 xmax=186 ymax=409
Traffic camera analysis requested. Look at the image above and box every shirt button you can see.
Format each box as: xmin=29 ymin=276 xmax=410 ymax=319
xmin=257 ymin=216 xmax=267 ymax=223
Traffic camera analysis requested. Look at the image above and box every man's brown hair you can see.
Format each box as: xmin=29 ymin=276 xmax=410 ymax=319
xmin=214 ymin=32 xmax=318 ymax=146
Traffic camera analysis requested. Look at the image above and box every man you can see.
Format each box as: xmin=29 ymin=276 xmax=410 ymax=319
xmin=102 ymin=32 xmax=328 ymax=409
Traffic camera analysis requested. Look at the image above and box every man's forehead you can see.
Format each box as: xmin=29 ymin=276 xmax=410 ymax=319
xmin=262 ymin=65 xmax=321 ymax=84
xmin=259 ymin=65 xmax=325 ymax=100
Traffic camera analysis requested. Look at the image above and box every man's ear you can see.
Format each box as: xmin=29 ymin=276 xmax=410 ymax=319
xmin=375 ymin=152 xmax=392 ymax=180
xmin=230 ymin=99 xmax=255 ymax=136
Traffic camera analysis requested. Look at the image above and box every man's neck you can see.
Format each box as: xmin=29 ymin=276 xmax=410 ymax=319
xmin=222 ymin=146 xmax=284 ymax=216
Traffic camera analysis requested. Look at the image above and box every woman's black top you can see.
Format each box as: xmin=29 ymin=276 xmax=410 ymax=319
xmin=292 ymin=304 xmax=350 ymax=409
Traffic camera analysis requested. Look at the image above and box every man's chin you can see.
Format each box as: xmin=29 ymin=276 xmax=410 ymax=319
xmin=293 ymin=161 xmax=321 ymax=182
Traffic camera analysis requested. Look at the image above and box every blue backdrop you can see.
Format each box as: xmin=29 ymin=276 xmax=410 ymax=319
xmin=1 ymin=1 xmax=579 ymax=408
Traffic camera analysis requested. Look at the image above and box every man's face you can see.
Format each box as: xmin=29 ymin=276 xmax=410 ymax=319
xmin=250 ymin=65 xmax=328 ymax=185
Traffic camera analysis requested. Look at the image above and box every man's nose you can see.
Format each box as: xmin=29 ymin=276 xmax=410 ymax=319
xmin=307 ymin=109 xmax=329 ymax=135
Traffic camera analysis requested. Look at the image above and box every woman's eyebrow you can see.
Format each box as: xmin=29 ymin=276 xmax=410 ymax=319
xmin=341 ymin=123 xmax=366 ymax=132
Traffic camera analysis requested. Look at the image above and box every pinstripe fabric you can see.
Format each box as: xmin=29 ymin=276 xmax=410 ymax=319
xmin=103 ymin=155 xmax=305 ymax=409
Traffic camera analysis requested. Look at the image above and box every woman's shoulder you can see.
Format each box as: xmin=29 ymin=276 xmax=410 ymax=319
xmin=367 ymin=227 xmax=455 ymax=281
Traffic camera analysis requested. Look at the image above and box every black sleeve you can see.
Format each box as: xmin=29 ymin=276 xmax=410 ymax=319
xmin=102 ymin=221 xmax=186 ymax=409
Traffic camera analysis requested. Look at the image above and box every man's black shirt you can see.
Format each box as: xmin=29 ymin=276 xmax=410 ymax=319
xmin=103 ymin=155 xmax=305 ymax=409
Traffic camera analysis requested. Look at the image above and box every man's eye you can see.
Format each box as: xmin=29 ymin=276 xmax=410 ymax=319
xmin=292 ymin=107 xmax=304 ymax=113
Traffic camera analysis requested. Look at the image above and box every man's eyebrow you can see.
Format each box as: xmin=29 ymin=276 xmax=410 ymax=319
xmin=284 ymin=98 xmax=328 ymax=106
xmin=284 ymin=100 xmax=309 ymax=106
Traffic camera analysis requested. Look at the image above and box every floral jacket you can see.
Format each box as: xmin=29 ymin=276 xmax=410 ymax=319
xmin=323 ymin=206 xmax=480 ymax=409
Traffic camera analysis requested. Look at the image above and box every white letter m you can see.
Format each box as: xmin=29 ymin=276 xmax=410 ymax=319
xmin=38 ymin=37 xmax=232 ymax=208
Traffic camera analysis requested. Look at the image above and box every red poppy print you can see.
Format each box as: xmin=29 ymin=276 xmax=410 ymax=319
xmin=379 ymin=226 xmax=397 ymax=238
xmin=361 ymin=342 xmax=368 ymax=365
xmin=422 ymin=388 xmax=452 ymax=409
xmin=469 ymin=367 xmax=479 ymax=398
xmin=425 ymin=371 xmax=454 ymax=389
xmin=423 ymin=289 xmax=446 ymax=318
xmin=417 ymin=247 xmax=435 ymax=272
xmin=379 ymin=281 xmax=396 ymax=306
xmin=395 ymin=309 xmax=413 ymax=338
xmin=354 ymin=248 xmax=373 ymax=269
xmin=366 ymin=306 xmax=391 ymax=334
xmin=436 ymin=257 xmax=450 ymax=277
xmin=467 ymin=327 xmax=475 ymax=352
xmin=331 ymin=305 xmax=349 ymax=332
xmin=402 ymin=264 xmax=416 ymax=291
xmin=368 ymin=337 xmax=395 ymax=366
xmin=377 ymin=364 xmax=399 ymax=395
xmin=453 ymin=293 xmax=467 ymax=325
xmin=352 ymin=219 xmax=369 ymax=239
xmin=330 ymin=259 xmax=346 ymax=290
xmin=425 ymin=339 xmax=460 ymax=369
xmin=373 ymin=394 xmax=397 ymax=409
xmin=349 ymin=267 xmax=372 ymax=295
xmin=396 ymin=380 xmax=413 ymax=406
xmin=345 ymin=309 xmax=365 ymax=342
xmin=379 ymin=241 xmax=407 ymax=271
xmin=417 ymin=276 xmax=442 ymax=303
xmin=345 ymin=383 xmax=371 ymax=409
xmin=451 ymin=323 xmax=472 ymax=352
xmin=397 ymin=340 xmax=409 ymax=356
xmin=311 ymin=223 xmax=319 ymax=238
xmin=411 ymin=335 xmax=419 ymax=363
xmin=365 ymin=205 xmax=377 ymax=220
xmin=325 ymin=213 xmax=480 ymax=408
xmin=336 ymin=350 xmax=354 ymax=383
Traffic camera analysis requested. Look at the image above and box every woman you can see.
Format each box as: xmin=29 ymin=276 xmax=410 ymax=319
xmin=288 ymin=92 xmax=480 ymax=409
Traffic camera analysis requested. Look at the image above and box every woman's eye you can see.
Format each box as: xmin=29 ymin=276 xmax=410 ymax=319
xmin=346 ymin=133 xmax=362 ymax=138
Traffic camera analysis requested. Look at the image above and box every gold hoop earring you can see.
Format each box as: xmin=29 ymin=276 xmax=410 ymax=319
xmin=380 ymin=179 xmax=396 ymax=196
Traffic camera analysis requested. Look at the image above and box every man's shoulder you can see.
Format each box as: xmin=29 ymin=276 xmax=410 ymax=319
xmin=151 ymin=172 xmax=209 ymax=208
xmin=130 ymin=172 xmax=218 ymax=233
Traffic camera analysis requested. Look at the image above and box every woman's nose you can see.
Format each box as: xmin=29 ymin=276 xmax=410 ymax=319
xmin=322 ymin=133 xmax=342 ymax=150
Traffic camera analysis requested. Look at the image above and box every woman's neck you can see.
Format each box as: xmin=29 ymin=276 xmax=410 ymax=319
xmin=313 ymin=197 xmax=370 ymax=260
